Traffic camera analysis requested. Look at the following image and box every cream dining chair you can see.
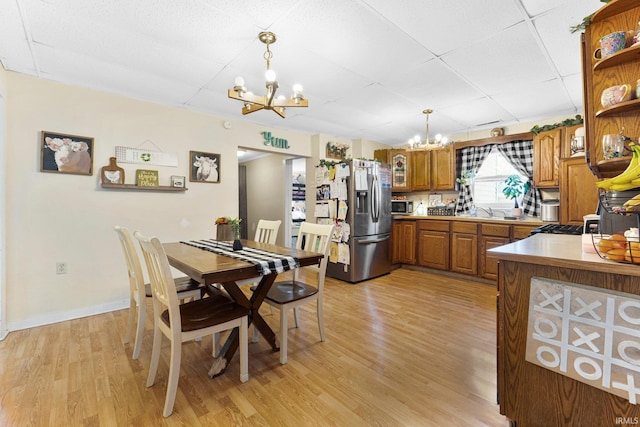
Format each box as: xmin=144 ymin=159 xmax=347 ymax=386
xmin=254 ymin=219 xmax=281 ymax=245
xmin=261 ymin=222 xmax=334 ymax=364
xmin=134 ymin=231 xmax=249 ymax=417
xmin=114 ymin=226 xmax=202 ymax=360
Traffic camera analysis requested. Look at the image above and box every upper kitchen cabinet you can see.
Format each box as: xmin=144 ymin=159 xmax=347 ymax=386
xmin=533 ymin=128 xmax=561 ymax=188
xmin=411 ymin=150 xmax=431 ymax=191
xmin=560 ymin=157 xmax=600 ymax=225
xmin=582 ymin=0 xmax=640 ymax=178
xmin=390 ymin=149 xmax=411 ymax=192
xmin=412 ymin=147 xmax=454 ymax=191
xmin=430 ymin=145 xmax=455 ymax=191
xmin=375 ymin=149 xmax=412 ymax=191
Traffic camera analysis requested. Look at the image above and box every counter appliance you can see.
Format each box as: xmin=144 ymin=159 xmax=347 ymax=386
xmin=326 ymin=159 xmax=392 ymax=283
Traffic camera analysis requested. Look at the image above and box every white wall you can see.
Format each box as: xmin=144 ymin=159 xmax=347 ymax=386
xmin=244 ymin=154 xmax=289 ymax=245
xmin=4 ymin=71 xmax=314 ymax=330
xmin=0 ymin=68 xmax=6 ymax=339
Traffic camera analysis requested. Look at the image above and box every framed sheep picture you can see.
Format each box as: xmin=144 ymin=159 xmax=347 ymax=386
xmin=189 ymin=151 xmax=220 ymax=183
xmin=41 ymin=131 xmax=94 ymax=175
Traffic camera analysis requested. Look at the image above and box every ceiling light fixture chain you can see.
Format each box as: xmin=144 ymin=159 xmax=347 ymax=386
xmin=228 ymin=31 xmax=308 ymax=119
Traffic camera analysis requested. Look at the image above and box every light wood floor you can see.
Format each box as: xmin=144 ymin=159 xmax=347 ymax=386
xmin=0 ymin=267 xmax=509 ymax=426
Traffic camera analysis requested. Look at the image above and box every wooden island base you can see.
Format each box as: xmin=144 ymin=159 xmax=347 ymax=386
xmin=491 ymin=234 xmax=640 ymax=426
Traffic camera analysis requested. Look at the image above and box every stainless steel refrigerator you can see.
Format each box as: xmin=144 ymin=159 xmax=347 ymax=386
xmin=326 ymin=159 xmax=392 ymax=283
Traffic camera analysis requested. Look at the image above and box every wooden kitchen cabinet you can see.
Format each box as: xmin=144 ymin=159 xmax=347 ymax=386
xmin=417 ymin=220 xmax=450 ymax=270
xmin=533 ymin=128 xmax=561 ymax=187
xmin=431 ymin=145 xmax=455 ymax=191
xmin=390 ymin=149 xmax=411 ymax=192
xmin=582 ymin=0 xmax=640 ymax=178
xmin=560 ymin=157 xmax=599 ymax=225
xmin=377 ymin=146 xmax=454 ymax=192
xmin=392 ymin=220 xmax=416 ymax=264
xmin=478 ymin=223 xmax=511 ymax=281
xmin=560 ymin=124 xmax=584 ymax=159
xmin=450 ymin=221 xmax=477 ymax=275
xmin=411 ymin=150 xmax=431 ymax=191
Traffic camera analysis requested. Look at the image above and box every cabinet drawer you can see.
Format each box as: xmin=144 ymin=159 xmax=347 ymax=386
xmin=480 ymin=223 xmax=510 ymax=238
xmin=452 ymin=222 xmax=477 ymax=234
xmin=418 ymin=220 xmax=450 ymax=232
xmin=512 ymin=225 xmax=537 ymax=241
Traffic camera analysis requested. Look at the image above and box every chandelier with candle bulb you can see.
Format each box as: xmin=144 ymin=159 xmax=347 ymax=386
xmin=408 ymin=109 xmax=451 ymax=150
xmin=228 ymin=32 xmax=308 ymax=118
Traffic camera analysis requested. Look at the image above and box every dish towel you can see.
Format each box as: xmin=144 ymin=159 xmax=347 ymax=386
xmin=181 ymin=239 xmax=299 ymax=275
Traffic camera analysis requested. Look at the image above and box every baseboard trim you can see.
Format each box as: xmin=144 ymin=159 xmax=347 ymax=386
xmin=7 ymin=298 xmax=129 ymax=333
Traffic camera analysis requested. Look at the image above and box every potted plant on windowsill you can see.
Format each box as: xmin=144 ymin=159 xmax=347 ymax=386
xmin=502 ymin=175 xmax=529 ymax=218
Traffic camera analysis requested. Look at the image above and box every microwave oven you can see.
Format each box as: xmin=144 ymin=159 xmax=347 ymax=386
xmin=391 ymin=200 xmax=413 ymax=215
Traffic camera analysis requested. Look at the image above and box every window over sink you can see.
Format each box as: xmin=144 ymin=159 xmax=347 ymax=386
xmin=473 ymin=146 xmax=526 ymax=210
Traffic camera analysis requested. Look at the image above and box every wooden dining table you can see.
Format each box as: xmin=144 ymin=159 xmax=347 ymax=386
xmin=163 ymin=239 xmax=323 ymax=377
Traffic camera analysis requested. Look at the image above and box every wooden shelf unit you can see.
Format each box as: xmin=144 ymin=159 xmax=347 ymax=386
xmin=101 ymin=183 xmax=188 ymax=192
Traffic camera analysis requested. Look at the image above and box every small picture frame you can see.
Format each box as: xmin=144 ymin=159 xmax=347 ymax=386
xmin=136 ymin=169 xmax=159 ymax=187
xmin=190 ymin=151 xmax=220 ymax=183
xmin=41 ymin=131 xmax=94 ymax=175
xmin=171 ymin=175 xmax=185 ymax=188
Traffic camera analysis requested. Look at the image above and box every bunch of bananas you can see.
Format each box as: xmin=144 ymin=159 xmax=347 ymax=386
xmin=596 ymin=143 xmax=640 ymax=192
xmin=623 ymin=193 xmax=640 ymax=209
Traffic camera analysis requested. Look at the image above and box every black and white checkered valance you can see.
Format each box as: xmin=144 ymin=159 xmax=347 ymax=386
xmin=181 ymin=240 xmax=299 ymax=275
xmin=456 ymin=144 xmax=494 ymax=214
xmin=496 ymin=140 xmax=539 ymax=217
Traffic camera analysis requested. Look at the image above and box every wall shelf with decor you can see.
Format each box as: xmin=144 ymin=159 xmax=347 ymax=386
xmin=101 ymin=183 xmax=188 ymax=192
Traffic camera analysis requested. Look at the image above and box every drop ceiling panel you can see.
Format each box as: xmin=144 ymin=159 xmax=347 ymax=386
xmin=35 ymin=44 xmax=202 ymax=105
xmin=439 ymin=98 xmax=515 ymax=128
xmin=380 ymin=59 xmax=486 ymax=110
xmin=532 ymin=3 xmax=598 ymax=77
xmin=363 ymin=0 xmax=524 ymax=55
xmin=442 ymin=22 xmax=557 ymax=95
xmin=492 ymin=79 xmax=576 ymax=118
xmin=272 ymin=0 xmax=434 ymax=82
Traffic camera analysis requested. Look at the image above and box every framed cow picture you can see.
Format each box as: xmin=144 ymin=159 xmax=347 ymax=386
xmin=189 ymin=151 xmax=220 ymax=183
xmin=41 ymin=131 xmax=94 ymax=175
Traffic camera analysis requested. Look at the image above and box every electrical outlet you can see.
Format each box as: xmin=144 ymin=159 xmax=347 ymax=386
xmin=56 ymin=262 xmax=67 ymax=275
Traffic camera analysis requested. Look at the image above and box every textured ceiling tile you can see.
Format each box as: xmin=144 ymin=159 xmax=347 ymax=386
xmin=492 ymin=79 xmax=576 ymax=118
xmin=363 ymin=0 xmax=524 ymax=55
xmin=442 ymin=22 xmax=556 ymax=95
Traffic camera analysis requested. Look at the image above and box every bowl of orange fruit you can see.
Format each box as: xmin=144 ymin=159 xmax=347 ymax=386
xmin=595 ymin=233 xmax=640 ymax=263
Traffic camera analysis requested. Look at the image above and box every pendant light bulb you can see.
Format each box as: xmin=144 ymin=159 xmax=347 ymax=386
xmin=265 ymin=69 xmax=276 ymax=82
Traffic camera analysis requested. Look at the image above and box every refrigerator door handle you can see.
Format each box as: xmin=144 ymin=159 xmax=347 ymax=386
xmin=356 ymin=235 xmax=390 ymax=245
xmin=371 ymin=174 xmax=380 ymax=222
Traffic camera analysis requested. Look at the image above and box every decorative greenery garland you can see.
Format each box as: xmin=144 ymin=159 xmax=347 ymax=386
xmin=530 ymin=115 xmax=583 ymax=136
xmin=569 ymin=0 xmax=612 ymax=33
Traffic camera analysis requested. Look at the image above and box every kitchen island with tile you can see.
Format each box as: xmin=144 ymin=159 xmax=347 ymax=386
xmin=490 ymin=234 xmax=640 ymax=427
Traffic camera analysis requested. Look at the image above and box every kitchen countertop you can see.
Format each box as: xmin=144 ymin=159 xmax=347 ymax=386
xmin=489 ymin=233 xmax=640 ymax=277
xmin=392 ymin=214 xmax=544 ymax=226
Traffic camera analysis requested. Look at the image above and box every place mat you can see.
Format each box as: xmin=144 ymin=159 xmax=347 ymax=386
xmin=181 ymin=239 xmax=299 ymax=275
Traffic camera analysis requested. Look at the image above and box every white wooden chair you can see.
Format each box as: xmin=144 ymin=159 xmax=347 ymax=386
xmin=254 ymin=219 xmax=281 ymax=245
xmin=262 ymin=222 xmax=334 ymax=364
xmin=114 ymin=226 xmax=202 ymax=360
xmin=134 ymin=231 xmax=249 ymax=417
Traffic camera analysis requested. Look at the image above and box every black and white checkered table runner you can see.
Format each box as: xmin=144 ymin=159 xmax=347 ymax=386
xmin=181 ymin=239 xmax=299 ymax=275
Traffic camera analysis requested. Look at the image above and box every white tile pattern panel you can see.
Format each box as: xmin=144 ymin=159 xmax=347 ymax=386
xmin=526 ymin=277 xmax=640 ymax=404
xmin=0 ymin=0 xmax=607 ymax=145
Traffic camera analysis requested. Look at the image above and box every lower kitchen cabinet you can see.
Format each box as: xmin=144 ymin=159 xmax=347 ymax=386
xmin=479 ymin=224 xmax=511 ymax=280
xmin=393 ymin=219 xmax=540 ymax=280
xmin=418 ymin=220 xmax=450 ymax=270
xmin=450 ymin=222 xmax=477 ymax=275
xmin=392 ymin=220 xmax=416 ymax=264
